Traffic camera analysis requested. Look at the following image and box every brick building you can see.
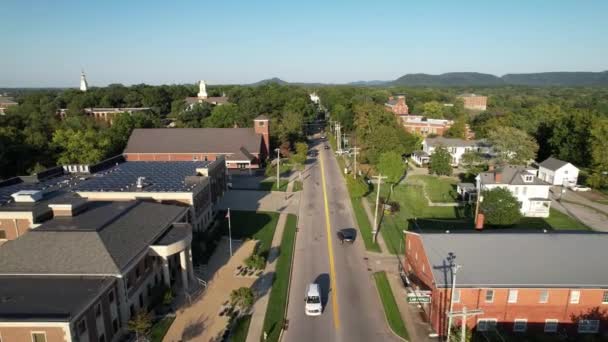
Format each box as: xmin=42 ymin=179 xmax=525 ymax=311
xmin=385 ymin=95 xmax=409 ymax=115
xmin=458 ymin=93 xmax=488 ymax=111
xmin=57 ymin=107 xmax=151 ymax=125
xmin=123 ymin=116 xmax=270 ymax=170
xmin=400 ymin=115 xmax=453 ymax=136
xmin=0 ymin=96 xmax=18 ymax=115
xmin=403 ymin=231 xmax=608 ymax=338
xmin=0 ymin=200 xmax=194 ymax=342
xmin=0 ymin=156 xmax=226 ymax=242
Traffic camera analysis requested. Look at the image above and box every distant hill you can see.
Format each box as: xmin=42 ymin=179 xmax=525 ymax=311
xmin=390 ymin=72 xmax=504 ymax=86
xmin=348 ymin=80 xmax=390 ymax=86
xmin=502 ymin=71 xmax=608 ymax=86
xmin=249 ymin=77 xmax=289 ymax=86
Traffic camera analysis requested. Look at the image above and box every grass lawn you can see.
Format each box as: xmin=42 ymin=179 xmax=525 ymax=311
xmin=292 ymin=180 xmax=304 ymax=192
xmin=218 ymin=210 xmax=279 ymax=259
xmin=409 ymin=175 xmax=458 ymax=203
xmin=262 ymin=214 xmax=297 ymax=342
xmin=149 ymin=316 xmax=175 ymax=342
xmin=373 ymin=271 xmax=409 ymax=340
xmin=517 ymin=208 xmax=590 ymax=230
xmin=259 ymin=179 xmax=290 ymax=191
xmin=351 ymin=196 xmax=381 ymax=253
xmin=229 ymin=315 xmax=251 ymax=342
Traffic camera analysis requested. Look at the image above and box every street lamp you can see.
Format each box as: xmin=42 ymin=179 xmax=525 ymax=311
xmin=275 ymin=148 xmax=281 ymax=189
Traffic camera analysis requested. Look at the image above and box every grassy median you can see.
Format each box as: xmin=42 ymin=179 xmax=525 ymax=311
xmin=150 ymin=316 xmax=175 ymax=342
xmin=230 ymin=315 xmax=252 ymax=342
xmin=373 ymin=271 xmax=409 ymax=340
xmin=262 ymin=214 xmax=297 ymax=342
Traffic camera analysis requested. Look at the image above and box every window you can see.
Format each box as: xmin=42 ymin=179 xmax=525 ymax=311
xmin=544 ymin=319 xmax=558 ymax=332
xmin=508 ymin=289 xmax=518 ymax=303
xmin=31 ymin=333 xmax=46 ymax=342
xmin=513 ymin=187 xmax=519 ymax=195
xmin=485 ymin=289 xmax=494 ymax=303
xmin=144 ymin=258 xmax=150 ymax=271
xmin=135 ymin=267 xmax=141 ymax=279
xmin=539 ymin=290 xmax=549 ymax=303
xmin=522 ymin=186 xmax=528 ymax=195
xmin=570 ymin=290 xmax=580 ymax=304
xmin=112 ymin=319 xmax=119 ymax=333
xmin=77 ymin=319 xmax=87 ymax=335
xmin=109 ymin=289 xmax=115 ymax=303
xmin=477 ymin=319 xmax=497 ymax=332
xmin=0 ymin=229 xmax=6 ymax=239
xmin=415 ymin=252 xmax=418 ymax=261
xmin=422 ymin=264 xmax=426 ymax=273
xmin=95 ymin=302 xmax=102 ymax=317
xmin=513 ymin=319 xmax=527 ymax=332
xmin=139 ymin=293 xmax=144 ymax=308
xmin=453 ymin=289 xmax=461 ymax=303
xmin=524 ymin=175 xmax=533 ymax=182
xmin=578 ymin=319 xmax=600 ymax=333
xmin=602 ymin=291 xmax=608 ymax=304
xmin=98 ymin=334 xmax=105 ymax=342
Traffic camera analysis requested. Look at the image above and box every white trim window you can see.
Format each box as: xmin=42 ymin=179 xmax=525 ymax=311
xmin=31 ymin=332 xmax=47 ymax=342
xmin=485 ymin=289 xmax=494 ymax=303
xmin=513 ymin=319 xmax=527 ymax=332
xmin=539 ymin=290 xmax=549 ymax=303
xmin=508 ymin=289 xmax=518 ymax=303
xmin=570 ymin=290 xmax=581 ymax=304
xmin=544 ymin=319 xmax=558 ymax=333
xmin=477 ymin=319 xmax=497 ymax=332
xmin=578 ymin=319 xmax=599 ymax=333
xmin=453 ymin=289 xmax=461 ymax=303
xmin=602 ymin=291 xmax=608 ymax=304
xmin=77 ymin=318 xmax=87 ymax=335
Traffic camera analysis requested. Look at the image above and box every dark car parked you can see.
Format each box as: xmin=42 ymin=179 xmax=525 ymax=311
xmin=324 ymin=144 xmax=330 ymax=150
xmin=337 ymin=228 xmax=356 ymax=244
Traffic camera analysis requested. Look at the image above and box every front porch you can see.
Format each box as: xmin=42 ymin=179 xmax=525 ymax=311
xmin=150 ymin=223 xmax=195 ymax=294
xmin=524 ymin=198 xmax=551 ymax=218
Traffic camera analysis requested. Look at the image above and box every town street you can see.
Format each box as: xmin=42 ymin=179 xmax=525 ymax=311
xmin=284 ymin=138 xmax=400 ymax=342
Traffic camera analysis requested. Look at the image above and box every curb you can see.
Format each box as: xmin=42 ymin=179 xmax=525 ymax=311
xmin=278 ymin=214 xmax=298 ymax=342
xmin=371 ymin=271 xmax=410 ymax=342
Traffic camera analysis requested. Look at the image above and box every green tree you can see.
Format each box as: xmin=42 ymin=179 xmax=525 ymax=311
xmin=203 ymin=104 xmax=243 ymax=128
xmin=460 ymin=151 xmax=485 ymax=175
xmin=481 ymin=187 xmax=522 ymax=226
xmin=230 ymin=287 xmax=255 ymax=310
xmin=377 ymin=151 xmax=406 ymax=185
xmin=588 ymin=118 xmax=608 ymax=188
xmin=52 ymin=128 xmax=111 ymax=165
xmin=429 ymin=146 xmax=452 ymax=176
xmin=291 ymin=142 xmax=308 ymax=165
xmin=128 ymin=310 xmax=152 ymax=341
xmin=444 ymin=118 xmax=467 ymax=139
xmin=421 ymin=101 xmax=444 ymax=119
xmin=487 ymin=126 xmax=538 ymax=165
xmin=346 ymin=176 xmax=368 ymax=198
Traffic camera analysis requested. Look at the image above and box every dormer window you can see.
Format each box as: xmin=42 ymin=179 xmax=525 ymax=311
xmin=523 ymin=175 xmax=534 ymax=183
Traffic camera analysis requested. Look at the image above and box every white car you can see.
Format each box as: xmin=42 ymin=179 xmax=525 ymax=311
xmin=570 ymin=185 xmax=591 ymax=192
xmin=304 ymin=283 xmax=322 ymax=316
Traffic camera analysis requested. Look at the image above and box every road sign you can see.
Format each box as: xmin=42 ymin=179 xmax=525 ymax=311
xmin=407 ymin=295 xmax=431 ymax=303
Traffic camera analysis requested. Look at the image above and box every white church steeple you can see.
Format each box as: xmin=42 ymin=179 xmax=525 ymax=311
xmin=197 ymin=80 xmax=208 ymax=99
xmin=80 ymin=70 xmax=88 ymax=92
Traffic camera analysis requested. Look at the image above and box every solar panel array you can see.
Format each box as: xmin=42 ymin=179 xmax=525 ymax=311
xmin=0 ymin=175 xmax=81 ymax=205
xmin=74 ymin=161 xmax=212 ymax=193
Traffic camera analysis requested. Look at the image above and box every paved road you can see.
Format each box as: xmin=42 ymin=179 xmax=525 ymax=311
xmin=284 ymin=139 xmax=400 ymax=342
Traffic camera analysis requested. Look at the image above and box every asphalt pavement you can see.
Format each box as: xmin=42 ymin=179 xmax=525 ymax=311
xmin=283 ymin=138 xmax=401 ymax=342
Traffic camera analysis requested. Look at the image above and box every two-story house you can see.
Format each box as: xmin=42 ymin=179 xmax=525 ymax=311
xmin=411 ymin=137 xmax=492 ymax=166
xmin=404 ymin=231 xmax=608 ymax=338
xmin=476 ymin=165 xmax=551 ymax=218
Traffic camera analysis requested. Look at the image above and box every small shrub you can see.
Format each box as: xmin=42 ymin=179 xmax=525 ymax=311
xmin=230 ymin=287 xmax=255 ymax=310
xmin=245 ymin=254 xmax=266 ymax=270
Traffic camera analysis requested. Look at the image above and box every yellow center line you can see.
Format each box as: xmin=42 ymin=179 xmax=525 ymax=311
xmin=319 ymin=149 xmax=341 ymax=329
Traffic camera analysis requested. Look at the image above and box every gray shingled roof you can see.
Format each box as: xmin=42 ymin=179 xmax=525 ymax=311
xmin=123 ymin=128 xmax=262 ymax=155
xmin=539 ymin=157 xmax=571 ymax=171
xmin=479 ymin=165 xmax=549 ymax=186
xmin=0 ymin=276 xmax=113 ymax=321
xmin=0 ymin=201 xmax=187 ymax=275
xmin=425 ymin=137 xmax=484 ymax=148
xmin=419 ymin=232 xmax=608 ymax=288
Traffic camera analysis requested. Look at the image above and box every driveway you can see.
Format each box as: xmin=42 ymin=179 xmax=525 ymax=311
xmin=550 ymin=189 xmax=608 ymax=231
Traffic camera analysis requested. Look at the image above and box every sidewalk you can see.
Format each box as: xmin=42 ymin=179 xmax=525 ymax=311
xmin=360 ymin=197 xmax=391 ymax=255
xmin=245 ymin=181 xmax=294 ymax=342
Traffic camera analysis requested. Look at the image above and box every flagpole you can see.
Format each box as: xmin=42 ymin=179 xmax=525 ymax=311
xmin=228 ymin=208 xmax=233 ymax=256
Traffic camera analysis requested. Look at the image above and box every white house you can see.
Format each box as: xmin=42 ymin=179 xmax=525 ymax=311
xmin=411 ymin=137 xmax=492 ymax=166
xmin=538 ymin=157 xmax=579 ymax=186
xmin=476 ymin=165 xmax=552 ymax=218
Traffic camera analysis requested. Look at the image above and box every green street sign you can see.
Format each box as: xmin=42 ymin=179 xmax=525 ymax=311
xmin=407 ymin=296 xmax=431 ymax=304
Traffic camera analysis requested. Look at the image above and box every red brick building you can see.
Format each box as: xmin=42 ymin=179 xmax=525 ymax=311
xmin=403 ymin=232 xmax=608 ymax=338
xmin=57 ymin=107 xmax=151 ymax=125
xmin=458 ymin=93 xmax=487 ymax=111
xmin=123 ymin=116 xmax=270 ymax=169
xmin=385 ymin=95 xmax=409 ymax=115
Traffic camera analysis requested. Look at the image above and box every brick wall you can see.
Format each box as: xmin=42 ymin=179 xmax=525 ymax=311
xmin=0 ymin=218 xmax=32 ymax=241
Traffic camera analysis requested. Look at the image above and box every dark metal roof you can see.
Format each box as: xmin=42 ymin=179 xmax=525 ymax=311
xmin=419 ymin=232 xmax=608 ymax=288
xmin=74 ymin=161 xmax=214 ymax=192
xmin=123 ymin=128 xmax=262 ymax=155
xmin=425 ymin=137 xmax=486 ymax=148
xmin=0 ymin=201 xmax=188 ymax=275
xmin=0 ymin=276 xmax=113 ymax=321
xmin=539 ymin=157 xmax=572 ymax=171
xmin=155 ymin=223 xmax=191 ymax=246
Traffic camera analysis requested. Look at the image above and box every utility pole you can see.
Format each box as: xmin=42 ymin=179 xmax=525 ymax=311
xmin=474 ymin=177 xmax=482 ymax=226
xmin=446 ymin=254 xmax=462 ymax=342
xmin=336 ymin=123 xmax=341 ymax=151
xmin=352 ymin=147 xmax=360 ymax=179
xmin=342 ymin=132 xmax=347 ymax=149
xmin=275 ymin=148 xmax=280 ymax=189
xmin=446 ymin=307 xmax=483 ymax=342
xmin=372 ymin=174 xmax=388 ymax=243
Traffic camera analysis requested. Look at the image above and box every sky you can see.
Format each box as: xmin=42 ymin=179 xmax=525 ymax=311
xmin=1 ymin=0 xmax=607 ymax=87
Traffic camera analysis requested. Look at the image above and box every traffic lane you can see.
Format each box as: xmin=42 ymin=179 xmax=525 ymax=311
xmin=284 ymin=147 xmax=336 ymax=342
xmin=324 ymin=148 xmax=402 ymax=342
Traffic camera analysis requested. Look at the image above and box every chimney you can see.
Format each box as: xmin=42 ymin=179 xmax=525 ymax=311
xmin=48 ymin=198 xmax=88 ymax=217
xmin=494 ymin=171 xmax=502 ymax=183
xmin=254 ymin=116 xmax=270 ymax=159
